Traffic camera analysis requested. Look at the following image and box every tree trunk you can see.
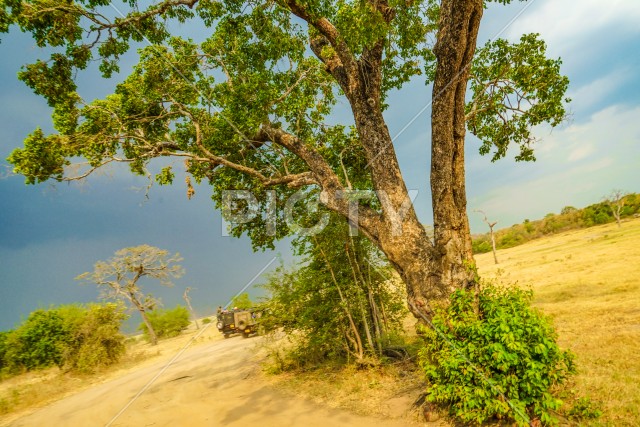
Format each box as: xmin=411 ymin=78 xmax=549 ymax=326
xmin=428 ymin=0 xmax=483 ymax=302
xmin=140 ymin=309 xmax=158 ymax=346
xmin=311 ymin=0 xmax=484 ymax=320
xmin=317 ymin=242 xmax=365 ymax=361
xmin=366 ymin=0 xmax=483 ymax=319
xmin=490 ymin=225 xmax=498 ymax=264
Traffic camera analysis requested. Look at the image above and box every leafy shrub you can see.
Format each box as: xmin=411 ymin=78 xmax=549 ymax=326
xmin=0 ymin=331 xmax=12 ymax=372
xmin=230 ymin=292 xmax=253 ymax=310
xmin=418 ymin=283 xmax=575 ymax=426
xmin=59 ymin=303 xmax=127 ymax=373
xmin=1 ymin=304 xmax=127 ymax=375
xmin=201 ymin=318 xmax=211 ymax=324
xmin=3 ymin=310 xmax=69 ymax=372
xmin=139 ymin=305 xmax=190 ymax=341
xmin=471 ymin=238 xmax=492 ymax=254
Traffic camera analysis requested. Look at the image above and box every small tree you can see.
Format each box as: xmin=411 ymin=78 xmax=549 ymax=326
xmin=77 ymin=245 xmax=184 ymax=346
xmin=475 ymin=209 xmax=499 ymax=264
xmin=603 ymin=190 xmax=626 ymax=228
xmin=58 ymin=303 xmax=127 ymax=373
xmin=182 ymin=287 xmax=199 ymax=329
xmin=3 ymin=310 xmax=68 ymax=372
xmin=1 ymin=303 xmax=126 ymax=374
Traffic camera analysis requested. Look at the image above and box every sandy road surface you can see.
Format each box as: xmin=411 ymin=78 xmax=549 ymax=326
xmin=5 ymin=335 xmax=414 ymax=427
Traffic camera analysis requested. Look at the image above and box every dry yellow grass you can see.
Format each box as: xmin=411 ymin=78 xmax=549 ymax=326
xmin=261 ymin=357 xmax=428 ymax=425
xmin=476 ymin=217 xmax=640 ymax=426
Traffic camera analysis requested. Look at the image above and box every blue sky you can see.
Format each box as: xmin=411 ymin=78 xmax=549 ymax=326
xmin=1 ymin=0 xmax=639 ymax=331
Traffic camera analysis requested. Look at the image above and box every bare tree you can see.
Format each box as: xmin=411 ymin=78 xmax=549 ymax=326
xmin=604 ymin=190 xmax=626 ymax=228
xmin=77 ymin=245 xmax=184 ymax=345
xmin=183 ymin=287 xmax=199 ymax=330
xmin=475 ymin=210 xmax=499 ymax=264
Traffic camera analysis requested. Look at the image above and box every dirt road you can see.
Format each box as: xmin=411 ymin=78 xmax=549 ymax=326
xmin=6 ymin=334 xmax=415 ymax=426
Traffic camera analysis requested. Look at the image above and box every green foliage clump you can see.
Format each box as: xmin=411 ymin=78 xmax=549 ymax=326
xmin=418 ymin=283 xmax=575 ymax=426
xmin=58 ymin=303 xmax=127 ymax=373
xmin=1 ymin=303 xmax=127 ymax=375
xmin=139 ymin=306 xmax=190 ymax=342
xmin=3 ymin=310 xmax=68 ymax=372
xmin=0 ymin=331 xmax=10 ymax=372
xmin=260 ymin=212 xmax=408 ymax=370
xmin=201 ymin=317 xmax=211 ymax=325
xmin=230 ymin=293 xmax=254 ymax=310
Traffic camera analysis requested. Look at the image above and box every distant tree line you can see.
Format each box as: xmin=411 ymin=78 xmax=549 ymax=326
xmin=472 ymin=193 xmax=639 ymax=254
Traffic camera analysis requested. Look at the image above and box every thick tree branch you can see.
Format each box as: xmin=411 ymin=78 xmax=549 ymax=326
xmin=256 ymin=123 xmax=382 ymax=242
xmin=284 ymin=0 xmax=359 ymax=94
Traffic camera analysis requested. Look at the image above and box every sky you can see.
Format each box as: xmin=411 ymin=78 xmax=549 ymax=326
xmin=1 ymin=0 xmax=639 ymax=331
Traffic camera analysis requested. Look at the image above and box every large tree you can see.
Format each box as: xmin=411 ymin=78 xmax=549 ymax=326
xmin=2 ymin=0 xmax=568 ymax=319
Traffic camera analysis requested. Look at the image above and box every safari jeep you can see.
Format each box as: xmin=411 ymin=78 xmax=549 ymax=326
xmin=216 ymin=309 xmax=258 ymax=338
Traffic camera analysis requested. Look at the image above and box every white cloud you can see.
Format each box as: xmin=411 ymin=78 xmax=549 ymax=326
xmin=568 ymin=144 xmax=595 ymax=162
xmin=506 ymin=0 xmax=640 ymax=55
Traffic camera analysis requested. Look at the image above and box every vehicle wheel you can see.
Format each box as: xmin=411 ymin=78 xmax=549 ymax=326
xmin=223 ymin=334 xmax=230 ymax=339
xmin=242 ymin=332 xmax=249 ymax=338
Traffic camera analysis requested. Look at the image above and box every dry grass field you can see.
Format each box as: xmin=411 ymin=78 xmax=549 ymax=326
xmin=475 ymin=217 xmax=640 ymax=425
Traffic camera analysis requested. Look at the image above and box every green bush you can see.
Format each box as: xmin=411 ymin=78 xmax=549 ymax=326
xmin=139 ymin=305 xmax=191 ymax=341
xmin=230 ymin=292 xmax=253 ymax=310
xmin=418 ymin=283 xmax=575 ymax=426
xmin=0 ymin=331 xmax=12 ymax=372
xmin=471 ymin=238 xmax=492 ymax=254
xmin=59 ymin=303 xmax=127 ymax=373
xmin=1 ymin=304 xmax=127 ymax=375
xmin=3 ymin=310 xmax=69 ymax=372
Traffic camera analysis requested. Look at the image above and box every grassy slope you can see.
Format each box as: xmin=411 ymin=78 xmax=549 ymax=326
xmin=475 ymin=217 xmax=640 ymax=426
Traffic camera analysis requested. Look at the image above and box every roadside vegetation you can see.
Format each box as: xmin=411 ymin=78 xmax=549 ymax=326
xmin=259 ymin=212 xmax=409 ymax=369
xmin=0 ymin=303 xmax=126 ymax=377
xmin=138 ymin=305 xmax=192 ymax=342
xmin=263 ymin=216 xmax=640 ymax=426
